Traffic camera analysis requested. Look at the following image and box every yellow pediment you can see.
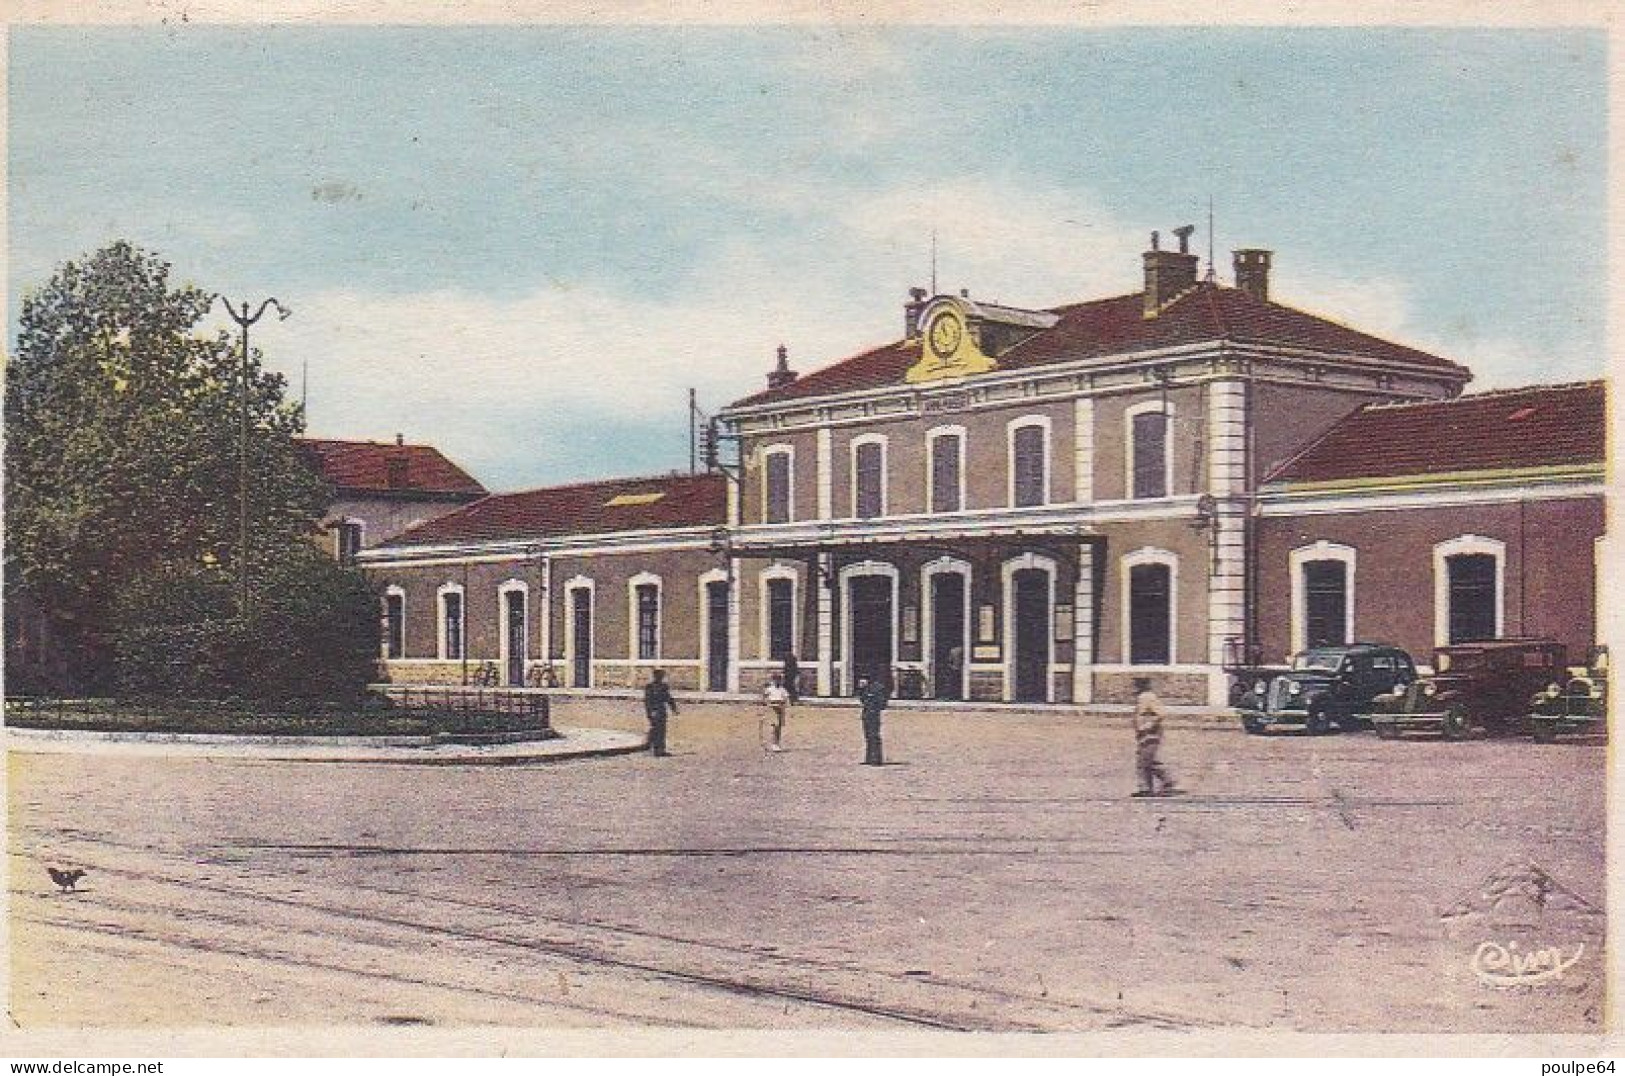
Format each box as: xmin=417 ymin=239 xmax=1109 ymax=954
xmin=905 ymin=298 xmax=997 ymax=384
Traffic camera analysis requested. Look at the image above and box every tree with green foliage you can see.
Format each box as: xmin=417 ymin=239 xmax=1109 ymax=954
xmin=6 ymin=241 xmax=364 ymax=696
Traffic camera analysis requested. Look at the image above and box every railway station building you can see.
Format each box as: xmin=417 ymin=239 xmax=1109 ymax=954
xmin=358 ymin=231 xmax=1606 ymax=705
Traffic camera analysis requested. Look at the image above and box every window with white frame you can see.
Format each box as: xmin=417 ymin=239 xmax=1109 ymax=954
xmin=1122 ymin=549 xmax=1177 ymax=666
xmin=927 ymin=426 xmax=965 ymax=513
xmin=1433 ymin=536 xmax=1505 ymax=646
xmin=1127 ymin=401 xmax=1173 ymax=500
xmin=383 ymin=588 xmax=405 ymax=660
xmin=1008 ymin=418 xmax=1049 ymax=508
xmin=438 ymin=585 xmax=465 ymax=660
xmin=852 ymin=436 xmax=887 ymax=519
xmin=762 ymin=446 xmax=793 ymax=524
xmin=1290 ymin=542 xmax=1357 ymax=653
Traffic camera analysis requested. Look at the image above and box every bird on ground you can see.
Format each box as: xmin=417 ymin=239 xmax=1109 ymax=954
xmin=46 ymin=867 xmax=85 ymax=893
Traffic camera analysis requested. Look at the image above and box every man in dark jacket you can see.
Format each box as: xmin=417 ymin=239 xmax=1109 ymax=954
xmin=643 ymin=668 xmax=678 ymax=757
xmin=856 ymin=675 xmax=888 ymax=766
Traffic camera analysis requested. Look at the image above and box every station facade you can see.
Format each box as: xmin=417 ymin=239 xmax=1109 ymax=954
xmin=359 ymin=232 xmax=1606 ymax=704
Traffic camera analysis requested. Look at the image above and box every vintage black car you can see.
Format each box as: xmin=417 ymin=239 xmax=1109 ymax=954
xmin=1529 ymin=646 xmax=1608 ymax=743
xmin=1367 ymin=638 xmax=1567 ymax=740
xmin=1236 ymin=643 xmax=1418 ymax=735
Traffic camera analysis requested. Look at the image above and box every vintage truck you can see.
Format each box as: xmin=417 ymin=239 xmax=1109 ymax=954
xmin=1367 ymin=638 xmax=1567 ymax=740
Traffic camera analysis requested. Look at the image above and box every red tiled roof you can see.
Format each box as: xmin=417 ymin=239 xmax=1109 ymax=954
xmin=1266 ymin=381 xmax=1606 ymax=485
xmin=382 ymin=472 xmax=727 ymax=547
xmin=298 ymin=438 xmax=486 ymax=497
xmin=730 ymin=283 xmax=1470 ymax=408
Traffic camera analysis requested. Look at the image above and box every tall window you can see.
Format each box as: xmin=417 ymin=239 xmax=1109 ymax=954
xmin=1131 ymin=408 xmax=1170 ymax=499
xmin=441 ymin=590 xmax=464 ymax=660
xmin=336 ymin=521 xmax=363 ymax=564
xmin=766 ymin=578 xmax=795 ymax=660
xmin=1011 ymin=423 xmax=1047 ymax=508
xmin=854 ymin=439 xmax=885 ymax=519
xmin=384 ymin=592 xmax=405 ymax=659
xmin=764 ymin=449 xmax=792 ymax=524
xmin=635 ymin=583 xmax=660 ymax=660
xmin=930 ymin=431 xmax=963 ymax=513
xmin=1129 ymin=562 xmax=1172 ymax=665
xmin=1303 ymin=561 xmax=1349 ymax=648
xmin=1447 ymin=554 xmax=1498 ymax=643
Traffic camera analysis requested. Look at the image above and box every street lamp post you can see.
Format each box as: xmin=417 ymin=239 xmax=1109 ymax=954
xmin=215 ymin=295 xmax=292 ymax=617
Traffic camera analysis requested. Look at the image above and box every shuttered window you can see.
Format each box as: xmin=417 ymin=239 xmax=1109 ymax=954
xmin=384 ymin=593 xmax=405 ymax=659
xmin=442 ymin=591 xmax=464 ymax=660
xmin=930 ymin=433 xmax=962 ymax=513
xmin=1132 ymin=410 xmax=1169 ymax=499
xmin=767 ymin=578 xmax=795 ymax=660
xmin=635 ymin=583 xmax=660 ymax=660
xmin=764 ymin=451 xmax=791 ymax=524
xmin=1303 ymin=560 xmax=1349 ymax=647
xmin=1011 ymin=425 xmax=1047 ymax=508
xmin=854 ymin=441 xmax=885 ymax=519
xmin=1129 ymin=563 xmax=1172 ymax=665
xmin=1447 ymin=554 xmax=1498 ymax=643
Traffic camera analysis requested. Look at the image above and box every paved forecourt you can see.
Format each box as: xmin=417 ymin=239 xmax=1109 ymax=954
xmin=8 ymin=698 xmax=1605 ymax=1037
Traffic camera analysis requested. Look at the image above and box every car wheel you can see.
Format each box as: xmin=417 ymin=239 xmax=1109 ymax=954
xmin=1532 ymin=721 xmax=1558 ymax=744
xmin=1242 ymin=715 xmax=1266 ymax=735
xmin=1441 ymin=704 xmax=1469 ymax=740
xmin=1375 ymin=722 xmax=1398 ymax=740
xmin=1306 ymin=708 xmax=1331 ymax=736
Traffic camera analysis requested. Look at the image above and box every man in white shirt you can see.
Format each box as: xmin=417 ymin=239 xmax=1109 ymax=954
xmin=762 ymin=672 xmax=791 ymax=752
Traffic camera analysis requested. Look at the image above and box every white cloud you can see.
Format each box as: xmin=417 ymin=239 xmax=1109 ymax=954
xmin=261 ymin=172 xmax=1574 ymax=489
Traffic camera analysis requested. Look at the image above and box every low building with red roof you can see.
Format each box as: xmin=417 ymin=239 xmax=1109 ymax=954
xmin=298 ymin=435 xmax=487 ymax=561
xmin=360 ymin=472 xmax=730 ymax=689
xmin=1252 ymin=382 xmax=1606 ymax=665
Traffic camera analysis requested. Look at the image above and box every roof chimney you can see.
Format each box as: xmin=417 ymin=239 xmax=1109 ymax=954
xmin=766 ymin=344 xmax=798 ymax=390
xmin=1233 ymin=249 xmax=1272 ymax=302
xmin=395 ymin=432 xmax=404 ymax=446
xmin=1143 ymin=227 xmax=1200 ymax=318
xmin=905 ymin=287 xmax=928 ymax=338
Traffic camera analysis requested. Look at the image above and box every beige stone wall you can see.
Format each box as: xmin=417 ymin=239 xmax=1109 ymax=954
xmin=1093 ymin=670 xmax=1210 ymax=706
xmin=1092 ymin=518 xmax=1214 ymax=668
xmin=1089 ymin=385 xmax=1206 ymax=502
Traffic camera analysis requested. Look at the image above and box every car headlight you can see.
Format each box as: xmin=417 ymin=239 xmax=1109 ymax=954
xmin=1288 ymin=682 xmax=1303 ymax=696
xmin=1391 ymin=684 xmax=1406 ymax=696
xmin=1253 ymin=679 xmax=1267 ymax=695
xmin=1422 ymin=683 xmax=1437 ymax=697
xmin=1545 ymin=683 xmax=1562 ymax=698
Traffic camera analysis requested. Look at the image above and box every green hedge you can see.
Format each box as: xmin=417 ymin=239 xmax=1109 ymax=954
xmin=110 ymin=546 xmax=380 ymax=703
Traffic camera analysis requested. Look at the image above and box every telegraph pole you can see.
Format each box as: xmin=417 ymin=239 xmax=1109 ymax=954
xmin=215 ymin=295 xmax=292 ymax=617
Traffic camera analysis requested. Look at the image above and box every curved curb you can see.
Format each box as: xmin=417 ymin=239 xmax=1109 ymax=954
xmin=4 ymin=725 xmax=647 ymax=765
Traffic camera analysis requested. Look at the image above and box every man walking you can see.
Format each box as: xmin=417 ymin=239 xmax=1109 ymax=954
xmin=643 ymin=668 xmax=678 ymax=757
xmin=781 ymin=651 xmax=801 ymax=704
xmin=856 ymin=675 xmax=888 ymax=766
xmin=762 ymin=671 xmax=791 ymax=752
xmin=1132 ymin=676 xmax=1176 ymax=796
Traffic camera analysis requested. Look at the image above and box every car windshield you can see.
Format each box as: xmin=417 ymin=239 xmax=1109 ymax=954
xmin=1292 ymin=649 xmax=1346 ymax=672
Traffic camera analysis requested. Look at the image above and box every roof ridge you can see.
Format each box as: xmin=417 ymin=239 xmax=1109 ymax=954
xmin=1262 ymin=401 xmax=1379 ymax=483
xmin=1216 ymin=287 xmax=1472 ymax=375
xmin=298 ymin=436 xmax=438 ymax=449
xmin=482 ymin=470 xmax=723 ymax=499
xmin=1363 ymin=380 xmax=1604 ymax=411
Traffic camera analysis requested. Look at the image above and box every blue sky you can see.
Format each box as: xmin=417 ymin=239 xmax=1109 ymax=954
xmin=9 ymin=25 xmax=1606 ymax=489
